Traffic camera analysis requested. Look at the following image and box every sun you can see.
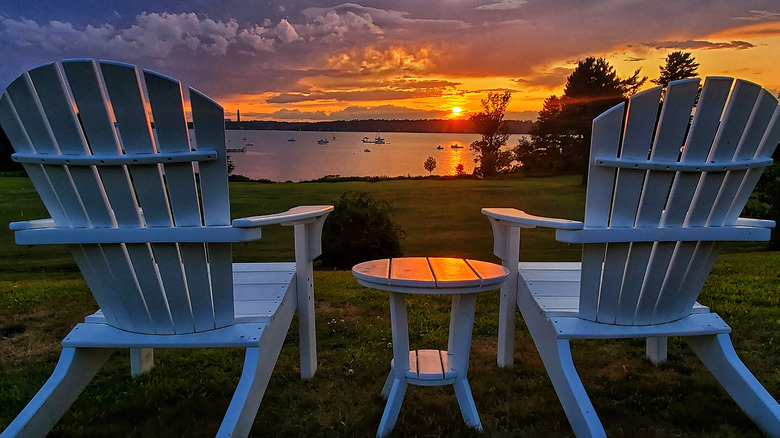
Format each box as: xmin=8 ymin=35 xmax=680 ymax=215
xmin=452 ymin=107 xmax=462 ymax=116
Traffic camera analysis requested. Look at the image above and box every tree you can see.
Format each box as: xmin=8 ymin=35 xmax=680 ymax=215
xmin=423 ymin=156 xmax=436 ymax=175
xmin=469 ymin=91 xmax=514 ymax=177
xmin=653 ymin=51 xmax=699 ymax=86
xmin=517 ymin=57 xmax=645 ymax=183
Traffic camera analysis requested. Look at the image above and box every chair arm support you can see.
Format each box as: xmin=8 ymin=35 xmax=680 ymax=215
xmin=735 ymin=217 xmax=776 ymax=228
xmin=9 ymin=218 xmax=56 ymax=231
xmin=481 ymin=208 xmax=583 ymax=230
xmin=482 ymin=208 xmax=582 ymax=261
xmin=231 ymin=205 xmax=334 ymax=228
xmin=288 ymin=208 xmax=332 ymax=379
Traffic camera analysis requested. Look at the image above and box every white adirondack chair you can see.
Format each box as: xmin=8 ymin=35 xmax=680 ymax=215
xmin=0 ymin=59 xmax=332 ymax=438
xmin=484 ymin=77 xmax=780 ymax=437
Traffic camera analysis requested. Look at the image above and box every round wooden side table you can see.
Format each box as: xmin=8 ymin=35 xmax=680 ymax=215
xmin=352 ymin=257 xmax=509 ymax=437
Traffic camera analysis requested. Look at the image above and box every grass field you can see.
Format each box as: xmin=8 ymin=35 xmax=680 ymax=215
xmin=1 ymin=175 xmax=779 ymax=437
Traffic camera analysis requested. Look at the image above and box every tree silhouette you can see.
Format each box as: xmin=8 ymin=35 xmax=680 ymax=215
xmin=469 ymin=91 xmax=513 ymax=177
xmin=652 ymin=51 xmax=699 ymax=86
xmin=423 ymin=156 xmax=436 ymax=175
xmin=517 ymin=57 xmax=645 ymax=183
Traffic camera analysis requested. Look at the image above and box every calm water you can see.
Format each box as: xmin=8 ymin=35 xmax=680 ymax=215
xmin=218 ymin=130 xmax=509 ymax=181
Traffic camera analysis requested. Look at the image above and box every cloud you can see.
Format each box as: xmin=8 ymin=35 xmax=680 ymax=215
xmin=475 ymin=0 xmax=528 ymax=11
xmin=255 ymin=105 xmax=445 ymax=121
xmin=273 ymin=19 xmax=302 ymax=43
xmin=0 ymin=12 xmax=288 ymax=61
xmin=330 ymin=104 xmax=446 ymax=120
xmin=512 ymin=67 xmax=573 ymax=89
xmin=267 ymin=88 xmax=442 ymax=104
xmin=302 ymin=3 xmax=469 ymax=31
xmin=298 ymin=10 xmax=382 ymax=42
xmin=327 ymin=46 xmax=436 ymax=75
xmin=733 ymin=10 xmax=780 ymax=21
xmin=269 ymin=108 xmax=331 ymax=121
xmin=645 ymin=40 xmax=755 ymax=50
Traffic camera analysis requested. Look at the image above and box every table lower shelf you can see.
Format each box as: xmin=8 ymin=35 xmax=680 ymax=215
xmin=390 ymin=349 xmax=458 ymax=385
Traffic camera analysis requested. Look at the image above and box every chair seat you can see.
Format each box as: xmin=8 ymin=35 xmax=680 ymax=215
xmin=519 ymin=262 xmax=710 ymax=318
xmin=85 ymin=262 xmax=297 ymax=327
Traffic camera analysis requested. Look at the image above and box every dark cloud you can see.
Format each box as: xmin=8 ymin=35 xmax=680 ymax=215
xmin=267 ymin=89 xmax=442 ymax=104
xmin=646 ymin=40 xmax=756 ymax=50
xmin=733 ymin=10 xmax=780 ymax=21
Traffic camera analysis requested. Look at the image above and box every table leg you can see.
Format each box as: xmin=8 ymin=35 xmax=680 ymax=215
xmin=377 ymin=292 xmax=410 ymax=437
xmin=448 ymin=293 xmax=482 ymax=429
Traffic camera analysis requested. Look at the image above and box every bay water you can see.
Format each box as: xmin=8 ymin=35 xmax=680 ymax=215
xmin=219 ymin=130 xmax=519 ymax=181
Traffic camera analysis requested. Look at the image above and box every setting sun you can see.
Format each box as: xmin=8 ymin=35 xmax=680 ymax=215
xmin=452 ymin=107 xmax=462 ymax=116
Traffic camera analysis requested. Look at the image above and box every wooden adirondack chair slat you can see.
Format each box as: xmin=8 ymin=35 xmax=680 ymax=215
xmin=580 ymin=101 xmax=623 ymax=320
xmin=143 ymin=68 xmax=203 ymax=227
xmin=27 ymin=63 xmax=117 ymax=228
xmin=152 ymin=243 xmax=197 ymax=333
xmin=598 ymin=86 xmax=664 ymax=323
xmin=0 ymin=95 xmax=70 ymax=225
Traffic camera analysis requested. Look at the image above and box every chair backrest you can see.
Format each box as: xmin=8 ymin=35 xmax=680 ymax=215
xmin=0 ymin=59 xmax=234 ymax=335
xmin=578 ymin=77 xmax=780 ymax=326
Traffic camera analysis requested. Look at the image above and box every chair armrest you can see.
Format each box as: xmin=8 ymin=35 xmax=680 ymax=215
xmin=9 ymin=218 xmax=56 ymax=231
xmin=481 ymin=208 xmax=583 ymax=230
xmin=735 ymin=217 xmax=776 ymax=228
xmin=232 ymin=205 xmax=334 ymax=228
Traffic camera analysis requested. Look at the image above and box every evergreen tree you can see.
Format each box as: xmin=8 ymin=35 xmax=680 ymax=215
xmin=469 ymin=91 xmax=514 ymax=177
xmin=653 ymin=51 xmax=699 ymax=86
xmin=516 ymin=57 xmax=645 ymax=183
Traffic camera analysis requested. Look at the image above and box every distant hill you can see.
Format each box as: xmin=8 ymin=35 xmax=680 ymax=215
xmin=224 ymin=119 xmax=534 ymax=134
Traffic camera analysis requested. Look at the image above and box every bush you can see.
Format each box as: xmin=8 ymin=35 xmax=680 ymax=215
xmin=744 ymin=162 xmax=780 ymax=250
xmin=320 ymin=191 xmax=405 ymax=269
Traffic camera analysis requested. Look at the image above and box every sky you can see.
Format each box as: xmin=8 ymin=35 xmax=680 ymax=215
xmin=1 ymin=1 xmax=780 ymax=122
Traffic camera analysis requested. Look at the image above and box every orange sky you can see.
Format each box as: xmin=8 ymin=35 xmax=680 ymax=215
xmin=3 ymin=2 xmax=780 ymax=122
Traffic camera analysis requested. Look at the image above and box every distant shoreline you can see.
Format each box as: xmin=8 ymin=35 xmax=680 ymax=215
xmin=221 ymin=118 xmax=534 ymax=134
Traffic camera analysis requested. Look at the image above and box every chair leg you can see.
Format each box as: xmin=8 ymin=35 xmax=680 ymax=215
xmin=519 ymin=289 xmax=606 ymax=437
xmin=217 ymin=317 xmax=291 ymax=438
xmin=646 ymin=337 xmax=668 ymax=364
xmin=216 ymin=347 xmax=276 ymax=438
xmin=130 ymin=348 xmax=154 ymax=376
xmin=534 ymin=338 xmax=607 ymax=438
xmin=686 ymin=333 xmax=780 ymax=437
xmin=1 ymin=347 xmax=112 ymax=438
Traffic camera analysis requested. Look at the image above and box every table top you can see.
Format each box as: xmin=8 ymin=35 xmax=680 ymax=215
xmin=352 ymin=257 xmax=509 ymax=294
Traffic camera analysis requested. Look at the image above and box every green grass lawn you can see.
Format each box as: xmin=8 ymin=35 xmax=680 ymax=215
xmin=1 ymin=175 xmax=779 ymax=437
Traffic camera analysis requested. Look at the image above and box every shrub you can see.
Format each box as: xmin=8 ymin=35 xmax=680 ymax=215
xmin=744 ymin=162 xmax=780 ymax=250
xmin=320 ymin=191 xmax=405 ymax=269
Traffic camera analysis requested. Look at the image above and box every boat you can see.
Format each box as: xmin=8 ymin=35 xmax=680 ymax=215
xmin=450 ymin=143 xmax=464 ymax=149
xmin=364 ymin=148 xmax=371 ymax=152
xmin=362 ymin=134 xmax=386 ymax=144
xmin=288 ymin=137 xmax=296 ymax=142
xmin=226 ymin=146 xmax=246 ymax=152
xmin=318 ymin=138 xmax=329 ymax=145
xmin=244 ymin=142 xmax=254 ymax=146
xmin=436 ymin=145 xmax=444 ymax=150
